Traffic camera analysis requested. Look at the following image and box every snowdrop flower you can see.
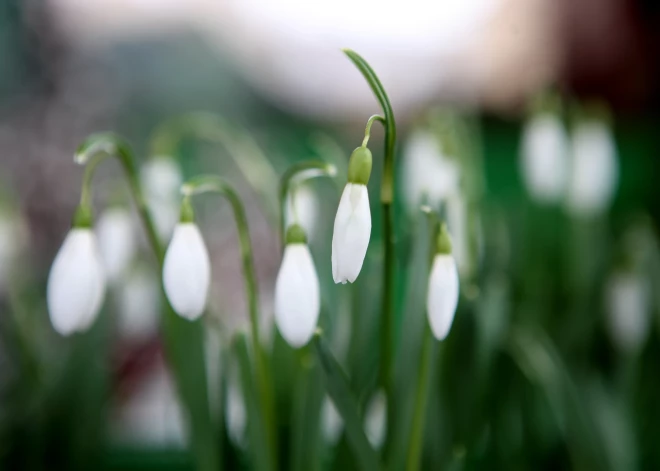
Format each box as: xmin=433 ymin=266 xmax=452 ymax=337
xmin=141 ymin=157 xmax=183 ymax=241
xmin=402 ymin=130 xmax=460 ymax=212
xmin=275 ymin=224 xmax=320 ymax=348
xmin=566 ymin=118 xmax=618 ymax=216
xmin=364 ymin=389 xmax=387 ymax=449
xmin=96 ymin=207 xmax=137 ymax=283
xmin=332 ymin=146 xmax=372 ymax=284
xmin=427 ymin=224 xmax=460 ymax=340
xmin=226 ymin=377 xmax=247 ymax=447
xmin=519 ymin=113 xmax=569 ymax=204
xmin=117 ymin=266 xmax=160 ymax=341
xmin=47 ymin=208 xmax=106 ymax=335
xmin=605 ymin=272 xmax=650 ymax=354
xmin=163 ymin=203 xmax=211 ymax=320
xmin=285 ymin=184 xmax=318 ymax=239
xmin=322 ymin=396 xmax=344 ymax=445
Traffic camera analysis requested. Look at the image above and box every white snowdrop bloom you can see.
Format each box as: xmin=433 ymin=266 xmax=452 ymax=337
xmin=321 ymin=396 xmax=343 ymax=445
xmin=163 ymin=223 xmax=211 ymax=320
xmin=605 ymin=272 xmax=650 ymax=354
xmin=96 ymin=207 xmax=137 ymax=283
xmin=519 ymin=113 xmax=569 ymax=204
xmin=427 ymin=254 xmax=460 ymax=340
xmin=567 ymin=119 xmax=618 ymax=216
xmin=364 ymin=389 xmax=387 ymax=449
xmin=332 ymin=146 xmax=373 ymax=284
xmin=426 ymin=224 xmax=460 ymax=340
xmin=403 ymin=130 xmax=460 ymax=212
xmin=446 ymin=194 xmax=469 ymax=276
xmin=117 ymin=267 xmax=160 ymax=341
xmin=275 ymin=225 xmax=320 ymax=348
xmin=141 ymin=158 xmax=183 ymax=240
xmin=331 ymin=183 xmax=371 ymax=284
xmin=285 ymin=185 xmax=318 ymax=238
xmin=47 ymin=228 xmax=106 ymax=335
xmin=226 ymin=380 xmax=247 ymax=447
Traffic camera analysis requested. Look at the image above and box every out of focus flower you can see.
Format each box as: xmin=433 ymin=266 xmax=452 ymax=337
xmin=117 ymin=265 xmax=160 ymax=341
xmin=141 ymin=157 xmax=183 ymax=241
xmin=519 ymin=113 xmax=569 ymax=204
xmin=566 ymin=119 xmax=618 ymax=217
xmin=226 ymin=378 xmax=247 ymax=447
xmin=321 ymin=396 xmax=343 ymax=445
xmin=427 ymin=224 xmax=460 ymax=341
xmin=163 ymin=223 xmax=211 ymax=320
xmin=605 ymin=272 xmax=650 ymax=354
xmin=285 ymin=184 xmax=318 ymax=239
xmin=96 ymin=207 xmax=137 ymax=283
xmin=402 ymin=130 xmax=460 ymax=213
xmin=446 ymin=193 xmax=468 ymax=276
xmin=275 ymin=225 xmax=320 ymax=348
xmin=111 ymin=364 xmax=187 ymax=448
xmin=47 ymin=226 xmax=106 ymax=335
xmin=332 ymin=146 xmax=372 ymax=284
xmin=364 ymin=389 xmax=386 ymax=449
xmin=0 ymin=209 xmax=27 ymax=294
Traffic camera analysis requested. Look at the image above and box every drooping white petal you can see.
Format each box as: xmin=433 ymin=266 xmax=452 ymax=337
xmin=605 ymin=272 xmax=650 ymax=354
xmin=519 ymin=114 xmax=569 ymax=203
xmin=403 ymin=130 xmax=460 ymax=211
xmin=322 ymin=396 xmax=344 ymax=445
xmin=331 ymin=183 xmax=371 ymax=284
xmin=47 ymin=228 xmax=106 ymax=335
xmin=427 ymin=254 xmax=460 ymax=340
xmin=364 ymin=389 xmax=386 ymax=449
xmin=163 ymin=223 xmax=211 ymax=320
xmin=567 ymin=120 xmax=618 ymax=216
xmin=96 ymin=208 xmax=137 ymax=283
xmin=285 ymin=185 xmax=318 ymax=238
xmin=275 ymin=243 xmax=320 ymax=347
xmin=117 ymin=267 xmax=160 ymax=341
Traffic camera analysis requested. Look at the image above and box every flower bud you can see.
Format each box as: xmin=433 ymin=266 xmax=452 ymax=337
xmin=347 ymin=146 xmax=372 ymax=185
xmin=47 ymin=227 xmax=106 ymax=335
xmin=275 ymin=225 xmax=320 ymax=348
xmin=331 ymin=183 xmax=371 ymax=284
xmin=163 ymin=222 xmax=211 ymax=320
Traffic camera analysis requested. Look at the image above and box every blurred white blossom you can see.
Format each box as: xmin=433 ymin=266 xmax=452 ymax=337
xmin=605 ymin=272 xmax=650 ymax=354
xmin=566 ymin=119 xmax=618 ymax=217
xmin=0 ymin=209 xmax=26 ymax=294
xmin=364 ymin=389 xmax=386 ymax=449
xmin=226 ymin=378 xmax=247 ymax=447
xmin=141 ymin=158 xmax=183 ymax=241
xmin=117 ymin=266 xmax=160 ymax=341
xmin=96 ymin=207 xmax=137 ymax=283
xmin=285 ymin=185 xmax=318 ymax=239
xmin=402 ymin=130 xmax=460 ymax=213
xmin=321 ymin=396 xmax=343 ymax=445
xmin=519 ymin=113 xmax=569 ymax=204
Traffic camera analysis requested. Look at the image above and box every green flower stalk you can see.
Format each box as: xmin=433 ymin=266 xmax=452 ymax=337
xmin=179 ymin=175 xmax=277 ymax=469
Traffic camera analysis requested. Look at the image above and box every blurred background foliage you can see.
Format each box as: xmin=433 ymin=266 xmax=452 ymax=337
xmin=1 ymin=0 xmax=660 ymax=470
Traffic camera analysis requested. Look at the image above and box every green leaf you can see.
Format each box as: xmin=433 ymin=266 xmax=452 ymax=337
xmin=313 ymin=333 xmax=381 ymax=471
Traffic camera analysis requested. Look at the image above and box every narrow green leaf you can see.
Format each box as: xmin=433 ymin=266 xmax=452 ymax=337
xmin=290 ymin=357 xmax=323 ymax=471
xmin=313 ymin=333 xmax=381 ymax=471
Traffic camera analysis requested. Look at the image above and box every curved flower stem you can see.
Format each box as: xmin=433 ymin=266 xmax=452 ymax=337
xmin=149 ymin=111 xmax=280 ymax=224
xmin=362 ymin=114 xmax=386 ymax=147
xmin=75 ymin=133 xmax=219 ymax=471
xmin=343 ymin=48 xmax=397 ymax=451
xmin=278 ymin=160 xmax=337 ymax=248
xmin=182 ymin=175 xmax=277 ymax=469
